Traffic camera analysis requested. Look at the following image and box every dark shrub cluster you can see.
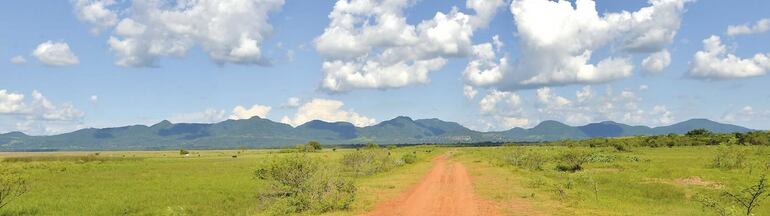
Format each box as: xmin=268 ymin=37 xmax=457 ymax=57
xmin=255 ymin=154 xmax=355 ymax=214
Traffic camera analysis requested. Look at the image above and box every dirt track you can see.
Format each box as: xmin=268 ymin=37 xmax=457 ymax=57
xmin=365 ymin=155 xmax=499 ymax=216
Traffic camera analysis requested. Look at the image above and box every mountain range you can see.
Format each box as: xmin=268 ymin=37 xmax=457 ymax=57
xmin=0 ymin=117 xmax=753 ymax=151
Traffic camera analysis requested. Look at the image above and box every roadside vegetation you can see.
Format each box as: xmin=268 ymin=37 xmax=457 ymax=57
xmin=0 ymin=144 xmax=438 ymax=215
xmin=458 ymin=129 xmax=770 ymax=215
xmin=1 ymin=130 xmax=769 ymax=215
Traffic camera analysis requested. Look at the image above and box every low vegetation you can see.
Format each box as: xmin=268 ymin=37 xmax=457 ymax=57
xmin=255 ymin=153 xmax=355 ymax=215
xmin=0 ymin=167 xmax=28 ymax=210
xmin=0 ymin=129 xmax=768 ymax=215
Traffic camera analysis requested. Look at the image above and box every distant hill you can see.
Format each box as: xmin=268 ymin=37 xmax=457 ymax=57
xmin=0 ymin=117 xmax=753 ymax=151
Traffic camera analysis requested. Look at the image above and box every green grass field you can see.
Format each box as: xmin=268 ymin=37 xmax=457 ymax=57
xmin=458 ymin=145 xmax=770 ymax=215
xmin=0 ymin=147 xmax=442 ymax=216
xmin=2 ymin=145 xmax=770 ymax=215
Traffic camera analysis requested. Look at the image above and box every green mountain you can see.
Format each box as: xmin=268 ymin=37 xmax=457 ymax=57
xmin=0 ymin=116 xmax=753 ymax=151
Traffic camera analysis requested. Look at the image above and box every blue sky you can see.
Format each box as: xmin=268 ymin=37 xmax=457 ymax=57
xmin=1 ymin=0 xmax=770 ymax=135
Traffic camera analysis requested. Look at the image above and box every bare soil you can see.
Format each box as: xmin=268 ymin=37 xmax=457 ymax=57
xmin=364 ymin=155 xmax=500 ymax=216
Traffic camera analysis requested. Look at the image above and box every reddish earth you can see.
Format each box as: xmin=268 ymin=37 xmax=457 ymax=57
xmin=365 ymin=155 xmax=500 ymax=216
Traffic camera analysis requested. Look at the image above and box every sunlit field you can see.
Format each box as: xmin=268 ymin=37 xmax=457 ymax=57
xmin=2 ymin=141 xmax=770 ymax=215
xmin=0 ymin=146 xmax=442 ymax=215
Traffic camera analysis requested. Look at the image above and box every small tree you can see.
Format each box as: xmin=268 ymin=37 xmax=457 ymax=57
xmin=179 ymin=149 xmax=190 ymax=155
xmin=0 ymin=172 xmax=28 ymax=210
xmin=687 ymin=128 xmax=713 ymax=137
xmin=306 ymin=141 xmax=322 ymax=151
xmin=723 ymin=175 xmax=769 ymax=216
xmin=364 ymin=143 xmax=380 ymax=149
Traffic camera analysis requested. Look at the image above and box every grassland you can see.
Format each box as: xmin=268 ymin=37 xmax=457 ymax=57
xmin=0 ymin=147 xmax=442 ymax=216
xmin=2 ymin=144 xmax=770 ymax=215
xmin=457 ymin=145 xmax=770 ymax=215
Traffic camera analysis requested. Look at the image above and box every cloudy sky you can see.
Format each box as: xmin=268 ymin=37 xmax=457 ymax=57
xmin=2 ymin=0 xmax=770 ymax=135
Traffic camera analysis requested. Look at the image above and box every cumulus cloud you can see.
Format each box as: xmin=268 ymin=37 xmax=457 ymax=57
xmin=465 ymin=0 xmax=688 ymax=90
xmin=229 ymin=104 xmax=271 ymax=120
xmin=0 ymin=90 xmax=25 ymax=114
xmin=282 ymin=97 xmax=301 ymax=108
xmin=32 ymin=41 xmax=80 ymax=66
xmin=532 ymin=86 xmax=674 ymax=126
xmin=72 ymin=0 xmax=118 ymax=34
xmin=0 ymin=89 xmax=85 ymax=134
xmin=641 ymin=49 xmax=671 ymax=74
xmin=10 ymin=56 xmax=27 ymax=65
xmin=476 ymin=90 xmax=529 ymax=130
xmin=90 ymin=95 xmax=99 ymax=103
xmin=280 ymin=99 xmax=375 ymax=127
xmin=727 ymin=18 xmax=770 ymax=36
xmin=73 ymin=0 xmax=285 ymax=67
xmin=463 ymin=85 xmax=478 ymax=99
xmin=689 ymin=36 xmax=770 ymax=79
xmin=315 ymin=0 xmax=506 ymax=92
xmin=464 ymin=35 xmax=507 ymax=86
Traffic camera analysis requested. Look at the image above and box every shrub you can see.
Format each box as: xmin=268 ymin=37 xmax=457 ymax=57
xmin=179 ymin=149 xmax=189 ymax=155
xmin=611 ymin=142 xmax=631 ymax=152
xmin=556 ymin=150 xmax=592 ymax=172
xmin=0 ymin=168 xmax=28 ymax=210
xmin=502 ymin=148 xmax=548 ymax=171
xmin=687 ymin=129 xmax=713 ymax=137
xmin=696 ymin=175 xmax=770 ymax=216
xmin=364 ymin=143 xmax=380 ymax=149
xmin=342 ymin=148 xmax=398 ymax=176
xmin=255 ymin=154 xmax=355 ymax=214
xmin=711 ymin=144 xmax=747 ymax=169
xmin=296 ymin=141 xmax=322 ymax=153
xmin=401 ymin=153 xmax=418 ymax=164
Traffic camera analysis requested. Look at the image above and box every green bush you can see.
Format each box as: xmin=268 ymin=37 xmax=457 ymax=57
xmin=296 ymin=141 xmax=322 ymax=153
xmin=401 ymin=153 xmax=418 ymax=164
xmin=342 ymin=148 xmax=399 ymax=176
xmin=556 ymin=150 xmax=592 ymax=172
xmin=502 ymin=148 xmax=548 ymax=171
xmin=364 ymin=143 xmax=380 ymax=149
xmin=0 ymin=167 xmax=28 ymax=210
xmin=711 ymin=144 xmax=748 ymax=170
xmin=255 ymin=154 xmax=355 ymax=214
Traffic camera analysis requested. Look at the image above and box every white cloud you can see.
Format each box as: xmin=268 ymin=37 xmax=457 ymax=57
xmin=72 ymin=0 xmax=118 ymax=34
xmin=536 ymin=87 xmax=572 ymax=108
xmin=476 ymin=90 xmax=529 ymax=130
xmin=639 ymin=85 xmax=649 ymax=91
xmin=530 ymin=86 xmax=674 ymax=126
xmin=281 ymin=99 xmax=375 ymax=127
xmin=229 ymin=104 xmax=271 ymax=120
xmin=727 ymin=18 xmax=770 ymax=36
xmin=463 ymin=85 xmax=478 ymax=99
xmin=0 ymin=89 xmax=85 ymax=135
xmin=464 ymin=36 xmax=507 ymax=86
xmin=77 ymin=0 xmax=285 ymax=67
xmin=169 ymin=108 xmax=227 ymax=123
xmin=10 ymin=56 xmax=27 ymax=65
xmin=641 ymin=49 xmax=671 ymax=74
xmin=465 ymin=0 xmax=687 ymax=90
xmin=651 ymin=105 xmax=674 ymax=125
xmin=689 ymin=35 xmax=770 ymax=79
xmin=90 ymin=95 xmax=99 ymax=103
xmin=32 ymin=41 xmax=80 ymax=66
xmin=282 ymin=97 xmax=301 ymax=108
xmin=315 ymin=0 xmax=506 ymax=92
xmin=721 ymin=106 xmax=769 ymax=126
xmin=0 ymin=90 xmax=26 ymax=114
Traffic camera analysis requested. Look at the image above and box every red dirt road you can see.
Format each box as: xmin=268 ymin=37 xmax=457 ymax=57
xmin=365 ymin=155 xmax=499 ymax=216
